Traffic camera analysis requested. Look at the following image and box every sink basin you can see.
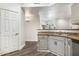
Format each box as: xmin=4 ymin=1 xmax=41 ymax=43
xmin=42 ymin=25 xmax=49 ymax=29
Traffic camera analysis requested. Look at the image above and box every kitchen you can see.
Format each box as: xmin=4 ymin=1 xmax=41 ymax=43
xmin=0 ymin=3 xmax=79 ymax=56
xmin=37 ymin=3 xmax=79 ymax=56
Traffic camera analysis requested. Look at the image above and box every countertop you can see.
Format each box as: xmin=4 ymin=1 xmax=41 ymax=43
xmin=38 ymin=29 xmax=79 ymax=33
xmin=38 ymin=30 xmax=79 ymax=41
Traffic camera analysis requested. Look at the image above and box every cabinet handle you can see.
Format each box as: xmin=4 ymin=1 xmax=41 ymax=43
xmin=15 ymin=33 xmax=19 ymax=36
xmin=54 ymin=41 xmax=57 ymax=45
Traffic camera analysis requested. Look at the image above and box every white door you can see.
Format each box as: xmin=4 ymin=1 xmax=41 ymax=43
xmin=1 ymin=9 xmax=19 ymax=54
xmin=7 ymin=11 xmax=19 ymax=52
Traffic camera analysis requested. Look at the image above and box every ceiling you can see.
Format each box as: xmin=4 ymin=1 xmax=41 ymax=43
xmin=21 ymin=3 xmax=55 ymax=7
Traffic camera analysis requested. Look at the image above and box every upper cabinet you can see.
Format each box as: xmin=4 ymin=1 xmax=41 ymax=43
xmin=39 ymin=4 xmax=71 ymax=24
xmin=51 ymin=4 xmax=71 ymax=19
xmin=71 ymin=4 xmax=79 ymax=23
xmin=39 ymin=7 xmax=49 ymax=25
xmin=70 ymin=4 xmax=79 ymax=29
xmin=39 ymin=3 xmax=79 ymax=29
xmin=39 ymin=4 xmax=72 ymax=29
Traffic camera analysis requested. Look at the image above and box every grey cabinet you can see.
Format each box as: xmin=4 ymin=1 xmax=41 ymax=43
xmin=38 ymin=36 xmax=48 ymax=50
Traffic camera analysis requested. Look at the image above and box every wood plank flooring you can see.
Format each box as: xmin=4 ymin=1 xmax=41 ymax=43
xmin=2 ymin=41 xmax=55 ymax=56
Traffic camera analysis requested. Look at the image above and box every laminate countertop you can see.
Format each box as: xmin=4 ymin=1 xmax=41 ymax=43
xmin=38 ymin=30 xmax=79 ymax=41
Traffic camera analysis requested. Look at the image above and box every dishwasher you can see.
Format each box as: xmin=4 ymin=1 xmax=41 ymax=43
xmin=72 ymin=39 xmax=79 ymax=56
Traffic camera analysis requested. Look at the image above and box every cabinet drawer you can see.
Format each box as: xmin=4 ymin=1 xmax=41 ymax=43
xmin=38 ymin=36 xmax=48 ymax=39
xmin=49 ymin=36 xmax=64 ymax=41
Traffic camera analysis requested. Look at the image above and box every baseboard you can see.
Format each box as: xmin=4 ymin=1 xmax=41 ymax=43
xmin=19 ymin=43 xmax=25 ymax=50
xmin=37 ymin=50 xmax=50 ymax=52
xmin=25 ymin=41 xmax=38 ymax=42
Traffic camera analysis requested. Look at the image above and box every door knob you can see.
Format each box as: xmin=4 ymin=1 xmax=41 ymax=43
xmin=15 ymin=33 xmax=19 ymax=36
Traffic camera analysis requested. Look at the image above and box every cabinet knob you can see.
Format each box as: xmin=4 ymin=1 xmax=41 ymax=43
xmin=54 ymin=41 xmax=57 ymax=45
xmin=15 ymin=33 xmax=19 ymax=36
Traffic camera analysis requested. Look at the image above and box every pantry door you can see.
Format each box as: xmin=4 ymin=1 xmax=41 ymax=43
xmin=1 ymin=9 xmax=19 ymax=54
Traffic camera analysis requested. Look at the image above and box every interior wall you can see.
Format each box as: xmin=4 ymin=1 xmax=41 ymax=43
xmin=25 ymin=7 xmax=40 ymax=41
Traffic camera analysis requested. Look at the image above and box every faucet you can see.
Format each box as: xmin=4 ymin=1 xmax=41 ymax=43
xmin=49 ymin=24 xmax=56 ymax=29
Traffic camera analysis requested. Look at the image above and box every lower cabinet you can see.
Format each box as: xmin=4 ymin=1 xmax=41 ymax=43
xmin=64 ymin=38 xmax=72 ymax=56
xmin=72 ymin=39 xmax=79 ymax=56
xmin=55 ymin=40 xmax=64 ymax=56
xmin=48 ymin=36 xmax=64 ymax=56
xmin=48 ymin=39 xmax=57 ymax=54
xmin=38 ymin=35 xmax=72 ymax=56
xmin=38 ymin=36 xmax=48 ymax=50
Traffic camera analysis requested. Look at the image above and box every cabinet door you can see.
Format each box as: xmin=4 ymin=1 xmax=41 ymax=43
xmin=64 ymin=38 xmax=72 ymax=56
xmin=48 ymin=39 xmax=57 ymax=54
xmin=56 ymin=40 xmax=64 ymax=56
xmin=38 ymin=36 xmax=48 ymax=50
xmin=48 ymin=36 xmax=65 ymax=56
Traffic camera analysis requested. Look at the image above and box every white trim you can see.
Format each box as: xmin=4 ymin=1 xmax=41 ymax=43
xmin=19 ymin=43 xmax=25 ymax=50
xmin=37 ymin=50 xmax=63 ymax=56
xmin=37 ymin=50 xmax=50 ymax=52
xmin=50 ymin=51 xmax=61 ymax=56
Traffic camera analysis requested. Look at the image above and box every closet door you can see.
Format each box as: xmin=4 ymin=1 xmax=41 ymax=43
xmin=0 ymin=9 xmax=9 ymax=53
xmin=7 ymin=11 xmax=19 ymax=52
xmin=1 ymin=9 xmax=19 ymax=54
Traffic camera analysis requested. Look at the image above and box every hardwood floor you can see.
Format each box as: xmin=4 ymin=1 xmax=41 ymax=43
xmin=2 ymin=41 xmax=55 ymax=56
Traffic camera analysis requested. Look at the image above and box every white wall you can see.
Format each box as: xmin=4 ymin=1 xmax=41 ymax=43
xmin=25 ymin=7 xmax=40 ymax=41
